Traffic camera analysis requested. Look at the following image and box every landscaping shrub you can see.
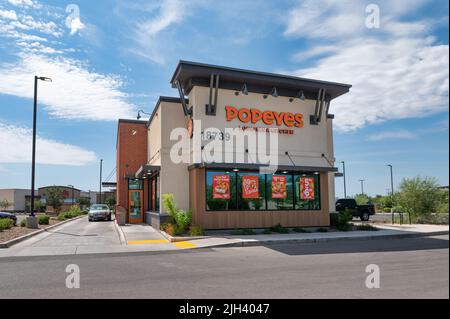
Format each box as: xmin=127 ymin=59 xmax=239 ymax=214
xmin=38 ymin=215 xmax=50 ymax=225
xmin=262 ymin=229 xmax=272 ymax=234
xmin=57 ymin=206 xmax=83 ymax=221
xmin=330 ymin=213 xmax=339 ymax=227
xmin=189 ymin=225 xmax=205 ymax=236
xmin=20 ymin=219 xmax=26 ymax=227
xmin=269 ymin=223 xmax=290 ymax=233
xmin=336 ymin=210 xmax=353 ymax=231
xmin=317 ymin=227 xmax=328 ymax=232
xmin=230 ymin=228 xmax=256 ymax=235
xmin=292 ymin=227 xmax=310 ymax=233
xmin=355 ymin=224 xmax=378 ymax=231
xmin=0 ymin=218 xmax=14 ymax=231
xmin=161 ymin=223 xmax=179 ymax=236
xmin=162 ymin=194 xmax=192 ymax=234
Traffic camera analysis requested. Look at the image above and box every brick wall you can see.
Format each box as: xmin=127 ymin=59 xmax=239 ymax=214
xmin=116 ymin=120 xmax=148 ymax=222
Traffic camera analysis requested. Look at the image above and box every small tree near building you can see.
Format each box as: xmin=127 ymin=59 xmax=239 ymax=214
xmin=45 ymin=188 xmax=64 ymax=213
xmin=0 ymin=199 xmax=12 ymax=210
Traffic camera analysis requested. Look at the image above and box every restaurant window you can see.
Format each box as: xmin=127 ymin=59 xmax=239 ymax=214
xmin=206 ymin=171 xmax=237 ymax=210
xmin=267 ymin=174 xmax=294 ymax=210
xmin=237 ymin=172 xmax=266 ymax=210
xmin=294 ymin=173 xmax=321 ymax=210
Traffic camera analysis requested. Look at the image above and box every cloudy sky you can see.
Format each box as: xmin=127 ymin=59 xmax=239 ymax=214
xmin=0 ymin=0 xmax=448 ymax=197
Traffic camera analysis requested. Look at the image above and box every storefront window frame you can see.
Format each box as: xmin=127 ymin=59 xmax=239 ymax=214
xmin=204 ymin=169 xmax=322 ymax=212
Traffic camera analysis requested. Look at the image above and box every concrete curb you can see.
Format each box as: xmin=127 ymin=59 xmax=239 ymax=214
xmin=202 ymin=230 xmax=450 ymax=249
xmin=159 ymin=229 xmax=210 ymax=243
xmin=113 ymin=220 xmax=127 ymax=245
xmin=0 ymin=214 xmax=86 ymax=248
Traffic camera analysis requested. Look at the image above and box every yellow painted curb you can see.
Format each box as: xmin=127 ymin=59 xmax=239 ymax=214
xmin=172 ymin=241 xmax=197 ymax=249
xmin=127 ymin=239 xmax=169 ymax=245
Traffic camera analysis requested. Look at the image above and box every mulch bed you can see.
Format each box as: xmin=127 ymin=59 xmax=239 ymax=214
xmin=0 ymin=218 xmax=61 ymax=244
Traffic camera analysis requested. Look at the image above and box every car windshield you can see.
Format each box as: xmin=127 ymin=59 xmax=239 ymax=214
xmin=91 ymin=204 xmax=109 ymax=210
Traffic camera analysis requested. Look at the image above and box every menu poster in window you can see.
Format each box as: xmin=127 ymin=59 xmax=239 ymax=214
xmin=271 ymin=176 xmax=287 ymax=199
xmin=242 ymin=175 xmax=259 ymax=199
xmin=213 ymin=174 xmax=230 ymax=199
xmin=300 ymin=177 xmax=315 ymax=200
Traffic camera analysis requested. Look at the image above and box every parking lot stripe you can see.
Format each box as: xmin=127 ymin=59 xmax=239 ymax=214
xmin=127 ymin=239 xmax=169 ymax=245
xmin=172 ymin=241 xmax=197 ymax=249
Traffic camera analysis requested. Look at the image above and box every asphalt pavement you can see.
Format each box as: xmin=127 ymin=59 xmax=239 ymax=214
xmin=0 ymin=234 xmax=448 ymax=298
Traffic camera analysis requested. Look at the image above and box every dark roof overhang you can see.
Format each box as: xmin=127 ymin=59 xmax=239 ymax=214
xmin=188 ymin=162 xmax=338 ymax=173
xmin=135 ymin=165 xmax=161 ymax=178
xmin=146 ymin=96 xmax=189 ymax=128
xmin=171 ymin=60 xmax=351 ymax=101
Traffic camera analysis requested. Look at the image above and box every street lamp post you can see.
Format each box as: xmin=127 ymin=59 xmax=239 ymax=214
xmin=99 ymin=159 xmax=103 ymax=204
xmin=28 ymin=76 xmax=51 ymax=229
xmin=388 ymin=164 xmax=395 ymax=224
xmin=341 ymin=161 xmax=347 ymax=198
xmin=359 ymin=179 xmax=365 ymax=195
xmin=68 ymin=185 xmax=74 ymax=205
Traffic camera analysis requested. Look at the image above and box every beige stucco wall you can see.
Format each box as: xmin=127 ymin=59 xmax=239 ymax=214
xmin=147 ymin=105 xmax=162 ymax=166
xmin=188 ymin=86 xmax=334 ymax=168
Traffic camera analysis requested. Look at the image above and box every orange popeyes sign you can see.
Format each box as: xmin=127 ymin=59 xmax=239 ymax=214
xmin=225 ymin=105 xmax=303 ymax=128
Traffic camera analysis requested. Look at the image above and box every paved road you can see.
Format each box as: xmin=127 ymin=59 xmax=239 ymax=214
xmin=0 ymin=235 xmax=448 ymax=298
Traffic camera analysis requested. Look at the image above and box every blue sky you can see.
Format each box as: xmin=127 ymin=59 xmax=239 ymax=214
xmin=0 ymin=0 xmax=448 ymax=197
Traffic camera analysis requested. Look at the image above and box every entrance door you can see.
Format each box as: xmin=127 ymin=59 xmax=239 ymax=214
xmin=128 ymin=190 xmax=144 ymax=223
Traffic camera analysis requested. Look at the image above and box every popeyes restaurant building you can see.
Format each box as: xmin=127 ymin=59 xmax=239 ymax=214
xmin=116 ymin=61 xmax=351 ymax=229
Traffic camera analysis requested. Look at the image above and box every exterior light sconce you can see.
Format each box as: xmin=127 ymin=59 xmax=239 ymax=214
xmin=235 ymin=83 xmax=248 ymax=96
xmin=264 ymin=87 xmax=278 ymax=99
xmin=289 ymin=90 xmax=305 ymax=102
xmin=137 ymin=109 xmax=151 ymax=120
xmin=233 ymin=168 xmax=239 ymax=172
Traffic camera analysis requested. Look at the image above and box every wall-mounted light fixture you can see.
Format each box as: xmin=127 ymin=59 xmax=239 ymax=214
xmin=235 ymin=83 xmax=248 ymax=96
xmin=289 ymin=90 xmax=305 ymax=102
xmin=263 ymin=87 xmax=278 ymax=99
xmin=137 ymin=109 xmax=151 ymax=120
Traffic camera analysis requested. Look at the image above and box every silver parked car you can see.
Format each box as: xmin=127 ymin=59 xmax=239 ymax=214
xmin=88 ymin=204 xmax=111 ymax=222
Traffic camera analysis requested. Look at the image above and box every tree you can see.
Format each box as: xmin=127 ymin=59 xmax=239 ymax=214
xmin=76 ymin=197 xmax=91 ymax=207
xmin=397 ymin=176 xmax=442 ymax=222
xmin=45 ymin=188 xmax=64 ymax=213
xmin=0 ymin=199 xmax=12 ymax=210
xmin=354 ymin=193 xmax=371 ymax=205
xmin=25 ymin=199 xmax=45 ymax=213
xmin=105 ymin=196 xmax=116 ymax=208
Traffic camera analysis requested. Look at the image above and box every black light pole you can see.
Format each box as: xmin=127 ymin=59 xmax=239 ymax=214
xmin=29 ymin=76 xmax=51 ymax=224
xmin=359 ymin=179 xmax=365 ymax=195
xmin=341 ymin=161 xmax=347 ymax=198
xmin=388 ymin=164 xmax=394 ymax=223
xmin=99 ymin=159 xmax=103 ymax=204
xmin=68 ymin=185 xmax=74 ymax=205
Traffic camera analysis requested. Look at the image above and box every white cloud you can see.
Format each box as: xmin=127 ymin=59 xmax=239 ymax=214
xmin=132 ymin=0 xmax=187 ymax=64
xmin=68 ymin=17 xmax=85 ymax=35
xmin=367 ymin=130 xmax=417 ymax=141
xmin=284 ymin=0 xmax=449 ymax=132
xmin=0 ymin=9 xmax=18 ymax=20
xmin=0 ymin=54 xmax=136 ymax=121
xmin=7 ymin=0 xmax=41 ymax=9
xmin=0 ymin=121 xmax=97 ymax=166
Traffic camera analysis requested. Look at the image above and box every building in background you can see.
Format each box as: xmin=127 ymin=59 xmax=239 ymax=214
xmin=0 ymin=189 xmax=37 ymax=211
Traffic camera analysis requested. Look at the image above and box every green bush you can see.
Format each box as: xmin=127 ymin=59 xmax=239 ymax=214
xmin=317 ymin=227 xmax=328 ymax=233
xmin=262 ymin=229 xmax=272 ymax=234
xmin=57 ymin=206 xmax=83 ymax=221
xmin=355 ymin=224 xmax=378 ymax=231
xmin=292 ymin=227 xmax=310 ymax=233
xmin=20 ymin=219 xmax=26 ymax=227
xmin=189 ymin=225 xmax=205 ymax=236
xmin=37 ymin=215 xmax=50 ymax=225
xmin=330 ymin=213 xmax=339 ymax=227
xmin=162 ymin=194 xmax=192 ymax=234
xmin=336 ymin=210 xmax=353 ymax=231
xmin=161 ymin=223 xmax=181 ymax=236
xmin=270 ymin=223 xmax=290 ymax=233
xmin=230 ymin=228 xmax=256 ymax=235
xmin=0 ymin=218 xmax=14 ymax=231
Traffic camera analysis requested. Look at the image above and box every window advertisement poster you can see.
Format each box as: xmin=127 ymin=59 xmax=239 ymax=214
xmin=242 ymin=175 xmax=259 ymax=199
xmin=213 ymin=174 xmax=230 ymax=199
xmin=300 ymin=177 xmax=315 ymax=200
xmin=271 ymin=176 xmax=287 ymax=199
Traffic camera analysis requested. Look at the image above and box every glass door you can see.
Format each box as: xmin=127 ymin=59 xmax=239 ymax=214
xmin=128 ymin=190 xmax=144 ymax=224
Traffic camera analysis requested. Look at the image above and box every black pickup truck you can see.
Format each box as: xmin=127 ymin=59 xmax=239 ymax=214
xmin=335 ymin=198 xmax=375 ymax=221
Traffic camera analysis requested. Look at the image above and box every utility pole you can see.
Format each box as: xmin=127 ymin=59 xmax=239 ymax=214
xmin=359 ymin=179 xmax=365 ymax=195
xmin=99 ymin=159 xmax=103 ymax=204
xmin=341 ymin=161 xmax=347 ymax=198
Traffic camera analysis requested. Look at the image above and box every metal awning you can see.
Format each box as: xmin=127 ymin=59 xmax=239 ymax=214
xmin=188 ymin=163 xmax=338 ymax=173
xmin=135 ymin=165 xmax=161 ymax=178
